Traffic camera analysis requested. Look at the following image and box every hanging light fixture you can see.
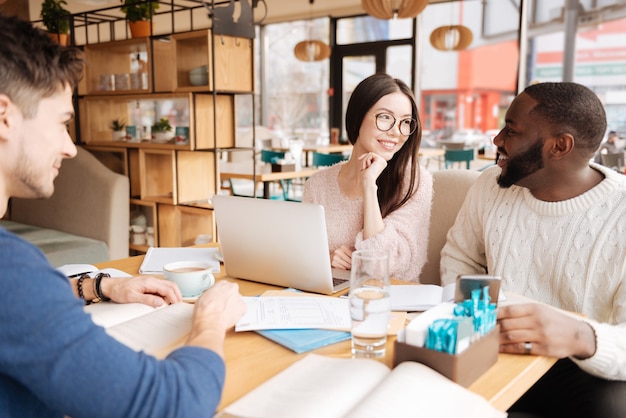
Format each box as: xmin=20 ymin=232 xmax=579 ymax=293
xmin=294 ymin=0 xmax=331 ymax=62
xmin=361 ymin=0 xmax=429 ymax=20
xmin=430 ymin=25 xmax=473 ymax=51
xmin=430 ymin=2 xmax=473 ymax=51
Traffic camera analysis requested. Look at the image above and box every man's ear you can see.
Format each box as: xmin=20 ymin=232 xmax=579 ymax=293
xmin=548 ymin=133 xmax=575 ymax=160
xmin=0 ymin=94 xmax=12 ymax=137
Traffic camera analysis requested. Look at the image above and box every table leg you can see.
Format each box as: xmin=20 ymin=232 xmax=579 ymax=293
xmin=263 ymin=182 xmax=270 ymax=199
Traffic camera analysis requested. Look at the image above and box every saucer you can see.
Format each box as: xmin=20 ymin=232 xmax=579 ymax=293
xmin=182 ymin=292 xmax=205 ymax=303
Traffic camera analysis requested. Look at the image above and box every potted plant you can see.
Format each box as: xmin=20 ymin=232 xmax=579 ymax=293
xmin=109 ymin=119 xmax=126 ymax=141
xmin=151 ymin=117 xmax=173 ymax=142
xmin=120 ymin=0 xmax=159 ymax=38
xmin=40 ymin=0 xmax=71 ymax=45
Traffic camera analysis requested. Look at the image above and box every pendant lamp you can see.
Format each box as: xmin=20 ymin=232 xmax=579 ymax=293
xmin=430 ymin=25 xmax=473 ymax=51
xmin=429 ymin=2 xmax=473 ymax=51
xmin=361 ymin=0 xmax=429 ymax=19
xmin=294 ymin=0 xmax=331 ymax=62
xmin=294 ymin=40 xmax=331 ymax=62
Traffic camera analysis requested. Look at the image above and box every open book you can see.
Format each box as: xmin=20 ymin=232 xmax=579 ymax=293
xmin=217 ymin=354 xmax=505 ymax=418
xmin=85 ymin=302 xmax=194 ymax=358
xmin=56 ymin=263 xmax=132 ymax=279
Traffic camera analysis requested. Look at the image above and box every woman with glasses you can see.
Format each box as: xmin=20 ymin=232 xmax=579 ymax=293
xmin=303 ymin=73 xmax=432 ymax=282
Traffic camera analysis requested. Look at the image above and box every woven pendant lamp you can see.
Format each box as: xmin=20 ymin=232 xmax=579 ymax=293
xmin=430 ymin=25 xmax=473 ymax=51
xmin=361 ymin=0 xmax=429 ymax=19
xmin=294 ymin=40 xmax=331 ymax=62
xmin=294 ymin=0 xmax=331 ymax=62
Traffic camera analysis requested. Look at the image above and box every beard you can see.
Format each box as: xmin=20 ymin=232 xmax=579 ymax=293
xmin=14 ymin=144 xmax=55 ymax=199
xmin=497 ymin=139 xmax=544 ymax=188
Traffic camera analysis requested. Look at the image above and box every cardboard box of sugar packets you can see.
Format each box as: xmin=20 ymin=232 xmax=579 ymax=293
xmin=393 ymin=306 xmax=499 ymax=387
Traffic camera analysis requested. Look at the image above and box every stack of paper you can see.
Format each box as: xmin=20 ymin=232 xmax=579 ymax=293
xmin=139 ymin=247 xmax=220 ymax=274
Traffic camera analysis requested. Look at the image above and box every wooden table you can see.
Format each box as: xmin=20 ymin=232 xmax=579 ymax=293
xmin=220 ymin=163 xmax=318 ymax=199
xmin=96 ymin=251 xmax=556 ymax=412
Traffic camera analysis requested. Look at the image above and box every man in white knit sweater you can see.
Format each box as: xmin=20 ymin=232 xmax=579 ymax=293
xmin=441 ymin=82 xmax=626 ymax=417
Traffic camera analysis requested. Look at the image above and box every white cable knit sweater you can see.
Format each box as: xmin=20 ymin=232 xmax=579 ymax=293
xmin=303 ymin=162 xmax=433 ymax=282
xmin=441 ymin=163 xmax=626 ymax=380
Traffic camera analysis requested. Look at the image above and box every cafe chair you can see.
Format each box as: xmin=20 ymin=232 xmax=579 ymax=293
xmin=444 ymin=148 xmax=474 ymax=169
xmin=419 ymin=169 xmax=480 ymax=285
xmin=600 ymin=152 xmax=625 ymax=171
xmin=311 ymin=152 xmax=348 ymax=167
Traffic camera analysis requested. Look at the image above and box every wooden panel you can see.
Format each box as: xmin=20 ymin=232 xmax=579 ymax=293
xmin=156 ymin=203 xmax=178 ymax=247
xmin=176 ymin=150 xmax=216 ymax=203
xmin=213 ymin=35 xmax=253 ymax=92
xmin=195 ymin=94 xmax=234 ymax=149
xmin=128 ymin=148 xmax=141 ymax=198
xmin=153 ymin=37 xmax=176 ymax=92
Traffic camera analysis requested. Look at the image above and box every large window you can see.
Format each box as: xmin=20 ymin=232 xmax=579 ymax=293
xmin=257 ymin=0 xmax=626 ymax=148
xmin=259 ymin=18 xmax=330 ymax=146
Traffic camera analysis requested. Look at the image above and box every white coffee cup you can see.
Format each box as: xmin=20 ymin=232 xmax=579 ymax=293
xmin=163 ymin=261 xmax=215 ymax=298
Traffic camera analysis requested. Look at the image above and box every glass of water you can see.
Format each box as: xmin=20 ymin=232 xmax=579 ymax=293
xmin=349 ymin=250 xmax=391 ymax=358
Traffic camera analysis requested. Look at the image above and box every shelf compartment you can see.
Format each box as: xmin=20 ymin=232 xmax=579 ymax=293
xmin=80 ymin=92 xmax=233 ymax=150
xmin=157 ymin=204 xmax=215 ymax=247
xmin=82 ymin=145 xmax=128 ymax=176
xmin=129 ymin=199 xmax=158 ymax=252
xmin=83 ymin=38 xmax=154 ymax=95
xmin=171 ymin=29 xmax=253 ymax=92
xmin=139 ymin=149 xmax=216 ymax=205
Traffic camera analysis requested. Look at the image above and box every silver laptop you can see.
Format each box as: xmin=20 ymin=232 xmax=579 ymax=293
xmin=212 ymin=195 xmax=351 ymax=295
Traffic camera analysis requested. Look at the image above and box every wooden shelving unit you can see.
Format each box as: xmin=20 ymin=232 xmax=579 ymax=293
xmin=70 ymin=3 xmax=255 ymax=253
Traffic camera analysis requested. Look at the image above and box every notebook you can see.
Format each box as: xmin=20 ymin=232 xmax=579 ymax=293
xmin=212 ymin=195 xmax=351 ymax=295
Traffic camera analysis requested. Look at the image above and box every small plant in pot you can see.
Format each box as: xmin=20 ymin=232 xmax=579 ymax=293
xmin=40 ymin=0 xmax=71 ymax=45
xmin=109 ymin=119 xmax=126 ymax=141
xmin=120 ymin=0 xmax=159 ymax=38
xmin=151 ymin=117 xmax=173 ymax=142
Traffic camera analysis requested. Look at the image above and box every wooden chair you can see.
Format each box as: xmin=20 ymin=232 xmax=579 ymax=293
xmin=444 ymin=148 xmax=474 ymax=169
xmin=311 ymin=152 xmax=348 ymax=167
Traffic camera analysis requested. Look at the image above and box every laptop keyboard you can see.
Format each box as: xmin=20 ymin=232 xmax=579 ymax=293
xmin=333 ymin=277 xmax=348 ymax=287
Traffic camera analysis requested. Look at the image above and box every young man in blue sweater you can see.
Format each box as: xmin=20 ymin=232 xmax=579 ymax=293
xmin=0 ymin=15 xmax=246 ymax=417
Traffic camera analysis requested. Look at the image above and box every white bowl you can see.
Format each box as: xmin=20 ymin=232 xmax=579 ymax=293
xmin=189 ymin=65 xmax=208 ymax=86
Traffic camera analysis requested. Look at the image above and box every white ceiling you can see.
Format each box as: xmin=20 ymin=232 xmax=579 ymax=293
xmin=258 ymin=0 xmax=454 ymax=23
xmin=37 ymin=0 xmax=456 ymax=24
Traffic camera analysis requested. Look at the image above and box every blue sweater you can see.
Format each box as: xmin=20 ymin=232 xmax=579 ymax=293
xmin=0 ymin=228 xmax=226 ymax=417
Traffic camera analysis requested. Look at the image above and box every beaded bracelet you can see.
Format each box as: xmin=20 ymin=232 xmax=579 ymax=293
xmin=94 ymin=272 xmax=112 ymax=302
xmin=77 ymin=274 xmax=90 ymax=305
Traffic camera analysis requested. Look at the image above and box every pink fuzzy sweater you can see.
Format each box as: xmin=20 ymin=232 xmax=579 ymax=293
xmin=303 ymin=162 xmax=433 ymax=282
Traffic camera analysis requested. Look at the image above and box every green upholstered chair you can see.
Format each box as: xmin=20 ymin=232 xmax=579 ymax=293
xmin=444 ymin=148 xmax=474 ymax=169
xmin=311 ymin=152 xmax=348 ymax=167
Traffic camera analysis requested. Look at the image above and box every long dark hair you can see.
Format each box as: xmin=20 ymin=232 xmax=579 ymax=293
xmin=345 ymin=73 xmax=422 ymax=217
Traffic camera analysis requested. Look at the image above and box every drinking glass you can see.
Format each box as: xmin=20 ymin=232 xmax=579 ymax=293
xmin=349 ymin=250 xmax=391 ymax=358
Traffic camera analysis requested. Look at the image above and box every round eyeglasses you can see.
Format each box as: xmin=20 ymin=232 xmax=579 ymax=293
xmin=373 ymin=113 xmax=417 ymax=136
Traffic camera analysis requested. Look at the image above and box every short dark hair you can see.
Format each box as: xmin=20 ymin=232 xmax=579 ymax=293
xmin=523 ymin=82 xmax=607 ymax=155
xmin=344 ymin=73 xmax=422 ymax=217
xmin=0 ymin=14 xmax=84 ymax=118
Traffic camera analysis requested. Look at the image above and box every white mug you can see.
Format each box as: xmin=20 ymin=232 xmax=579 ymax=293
xmin=163 ymin=261 xmax=214 ymax=298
